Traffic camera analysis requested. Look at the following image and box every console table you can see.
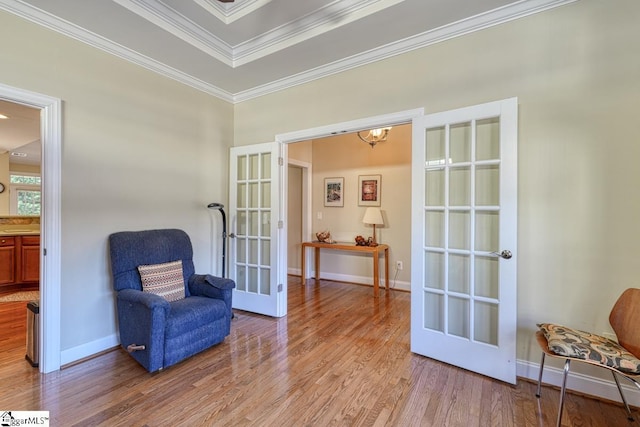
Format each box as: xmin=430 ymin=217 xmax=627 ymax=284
xmin=301 ymin=241 xmax=389 ymax=297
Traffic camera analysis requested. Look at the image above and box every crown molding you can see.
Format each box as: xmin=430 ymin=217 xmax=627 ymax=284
xmin=0 ymin=0 xmax=579 ymax=104
xmin=113 ymin=0 xmax=234 ymax=66
xmin=0 ymin=0 xmax=235 ymax=102
xmin=233 ymin=0 xmax=579 ymax=102
xmin=194 ymin=0 xmax=273 ymax=25
xmin=113 ymin=0 xmax=405 ymax=67
xmin=232 ymin=0 xmax=406 ymax=66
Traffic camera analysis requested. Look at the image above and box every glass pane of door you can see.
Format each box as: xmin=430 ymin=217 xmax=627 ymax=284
xmin=235 ymin=152 xmax=271 ymax=297
xmin=422 ymin=118 xmax=503 ymax=343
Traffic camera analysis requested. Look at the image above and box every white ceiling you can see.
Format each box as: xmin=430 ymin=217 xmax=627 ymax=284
xmin=0 ymin=99 xmax=41 ymax=165
xmin=0 ymin=0 xmax=576 ymax=103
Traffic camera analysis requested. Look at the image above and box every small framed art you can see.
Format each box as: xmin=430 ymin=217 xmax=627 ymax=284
xmin=358 ymin=175 xmax=381 ymax=206
xmin=324 ymin=177 xmax=344 ymax=207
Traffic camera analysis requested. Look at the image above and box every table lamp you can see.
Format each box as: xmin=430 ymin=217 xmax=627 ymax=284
xmin=362 ymin=207 xmax=384 ymax=245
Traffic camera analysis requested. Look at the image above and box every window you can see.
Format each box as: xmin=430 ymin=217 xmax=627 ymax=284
xmin=10 ymin=173 xmax=41 ymax=216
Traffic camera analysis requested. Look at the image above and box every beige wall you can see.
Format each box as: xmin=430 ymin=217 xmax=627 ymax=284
xmin=288 ymin=140 xmax=312 ymax=164
xmin=11 ymin=163 xmax=41 ymax=174
xmin=235 ymin=0 xmax=640 ymax=376
xmin=0 ymin=10 xmax=233 ymax=353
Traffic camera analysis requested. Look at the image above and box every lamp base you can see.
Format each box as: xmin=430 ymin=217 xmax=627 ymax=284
xmin=371 ymin=224 xmax=378 ymax=246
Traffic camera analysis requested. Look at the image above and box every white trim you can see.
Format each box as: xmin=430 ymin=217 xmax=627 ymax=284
xmin=194 ymin=0 xmax=273 ymax=25
xmin=517 ymin=359 xmax=640 ymax=407
xmin=113 ymin=0 xmax=234 ymax=67
xmin=277 ymin=141 xmax=287 ymax=317
xmin=276 ymin=108 xmax=424 ymax=144
xmin=0 ymin=82 xmax=62 ymax=374
xmin=232 ymin=0 xmax=405 ymax=67
xmin=60 ymin=334 xmax=119 ymax=367
xmin=109 ymin=0 xmax=406 ymax=67
xmin=0 ymin=0 xmax=577 ymax=103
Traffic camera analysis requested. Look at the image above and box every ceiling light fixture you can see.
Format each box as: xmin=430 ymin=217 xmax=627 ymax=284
xmin=11 ymin=152 xmax=27 ymax=157
xmin=357 ymin=127 xmax=392 ymax=148
xmin=0 ymin=114 xmax=8 ymax=119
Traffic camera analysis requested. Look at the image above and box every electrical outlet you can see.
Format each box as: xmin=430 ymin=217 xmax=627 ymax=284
xmin=396 ymin=261 xmax=403 ymax=270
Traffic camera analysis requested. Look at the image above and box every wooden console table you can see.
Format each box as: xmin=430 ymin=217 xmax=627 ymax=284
xmin=301 ymin=241 xmax=389 ymax=297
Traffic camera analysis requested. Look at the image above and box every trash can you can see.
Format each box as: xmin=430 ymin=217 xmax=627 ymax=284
xmin=25 ymin=300 xmax=39 ymax=367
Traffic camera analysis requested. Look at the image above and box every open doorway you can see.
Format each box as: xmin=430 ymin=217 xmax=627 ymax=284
xmin=228 ymin=110 xmax=421 ymax=318
xmin=0 ymin=82 xmax=62 ymax=373
xmin=287 ymin=154 xmax=312 ymax=278
xmin=0 ymin=99 xmax=41 ymax=370
xmin=279 ymin=109 xmax=423 ymax=295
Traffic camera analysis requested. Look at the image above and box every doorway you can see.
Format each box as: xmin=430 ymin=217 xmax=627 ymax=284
xmin=278 ymin=108 xmax=424 ymax=294
xmin=287 ymin=158 xmax=311 ymax=278
xmin=0 ymin=82 xmax=62 ymax=373
xmin=0 ymin=99 xmax=42 ymax=369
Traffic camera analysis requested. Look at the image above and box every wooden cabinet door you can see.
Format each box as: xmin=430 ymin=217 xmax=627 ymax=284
xmin=0 ymin=238 xmax=16 ymax=285
xmin=19 ymin=236 xmax=40 ymax=283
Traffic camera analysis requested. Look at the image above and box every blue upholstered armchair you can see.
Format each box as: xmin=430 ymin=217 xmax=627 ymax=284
xmin=108 ymin=229 xmax=235 ymax=372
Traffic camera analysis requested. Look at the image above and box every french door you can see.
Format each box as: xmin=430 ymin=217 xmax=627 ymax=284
xmin=410 ymin=98 xmax=518 ymax=383
xmin=229 ymin=142 xmax=287 ymax=317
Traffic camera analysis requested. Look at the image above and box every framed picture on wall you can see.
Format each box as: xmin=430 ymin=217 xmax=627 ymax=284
xmin=358 ymin=175 xmax=381 ymax=206
xmin=324 ymin=177 xmax=344 ymax=207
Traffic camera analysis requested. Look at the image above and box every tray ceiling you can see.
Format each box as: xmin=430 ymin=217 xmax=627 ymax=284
xmin=0 ymin=0 xmax=576 ymax=102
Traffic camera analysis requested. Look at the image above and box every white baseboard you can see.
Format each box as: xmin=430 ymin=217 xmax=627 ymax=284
xmin=61 ymin=333 xmax=119 ymax=366
xmin=517 ymin=359 xmax=640 ymax=406
xmin=288 ymin=268 xmax=410 ymax=292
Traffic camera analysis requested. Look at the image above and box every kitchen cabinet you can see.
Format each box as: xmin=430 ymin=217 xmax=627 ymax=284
xmin=0 ymin=237 xmax=16 ymax=285
xmin=0 ymin=235 xmax=40 ymax=289
xmin=18 ymin=235 xmax=40 ymax=284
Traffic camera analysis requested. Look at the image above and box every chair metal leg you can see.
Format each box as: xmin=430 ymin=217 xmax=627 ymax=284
xmin=556 ymin=359 xmax=571 ymax=427
xmin=612 ymin=371 xmax=635 ymax=421
xmin=536 ymin=352 xmax=546 ymax=398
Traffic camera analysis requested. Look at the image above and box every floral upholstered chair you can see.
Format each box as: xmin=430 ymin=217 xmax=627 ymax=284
xmin=536 ymin=288 xmax=640 ymax=426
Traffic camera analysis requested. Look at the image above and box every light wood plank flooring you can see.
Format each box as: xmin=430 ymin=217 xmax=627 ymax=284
xmin=0 ymin=277 xmax=634 ymax=426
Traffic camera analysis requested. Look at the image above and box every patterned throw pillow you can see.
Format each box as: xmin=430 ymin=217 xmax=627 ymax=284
xmin=138 ymin=260 xmax=185 ymax=302
xmin=538 ymin=323 xmax=640 ymax=375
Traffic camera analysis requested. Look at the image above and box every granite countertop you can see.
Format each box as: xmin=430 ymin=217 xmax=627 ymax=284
xmin=0 ymin=229 xmax=41 ymax=236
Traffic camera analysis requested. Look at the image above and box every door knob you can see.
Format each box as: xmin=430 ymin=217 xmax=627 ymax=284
xmin=229 ymin=233 xmax=237 ymax=238
xmin=491 ymin=250 xmax=512 ymax=259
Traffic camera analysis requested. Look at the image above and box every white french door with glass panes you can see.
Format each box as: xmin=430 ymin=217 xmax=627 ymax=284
xmin=411 ymin=98 xmax=518 ymax=384
xmin=229 ymin=142 xmax=286 ymax=317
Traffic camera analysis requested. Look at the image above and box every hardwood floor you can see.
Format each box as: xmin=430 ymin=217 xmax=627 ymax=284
xmin=0 ymin=277 xmax=634 ymax=426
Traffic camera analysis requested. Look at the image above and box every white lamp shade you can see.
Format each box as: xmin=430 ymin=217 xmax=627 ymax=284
xmin=362 ymin=207 xmax=384 ymax=225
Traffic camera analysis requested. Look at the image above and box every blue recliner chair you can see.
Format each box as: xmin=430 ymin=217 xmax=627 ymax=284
xmin=108 ymin=229 xmax=235 ymax=372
